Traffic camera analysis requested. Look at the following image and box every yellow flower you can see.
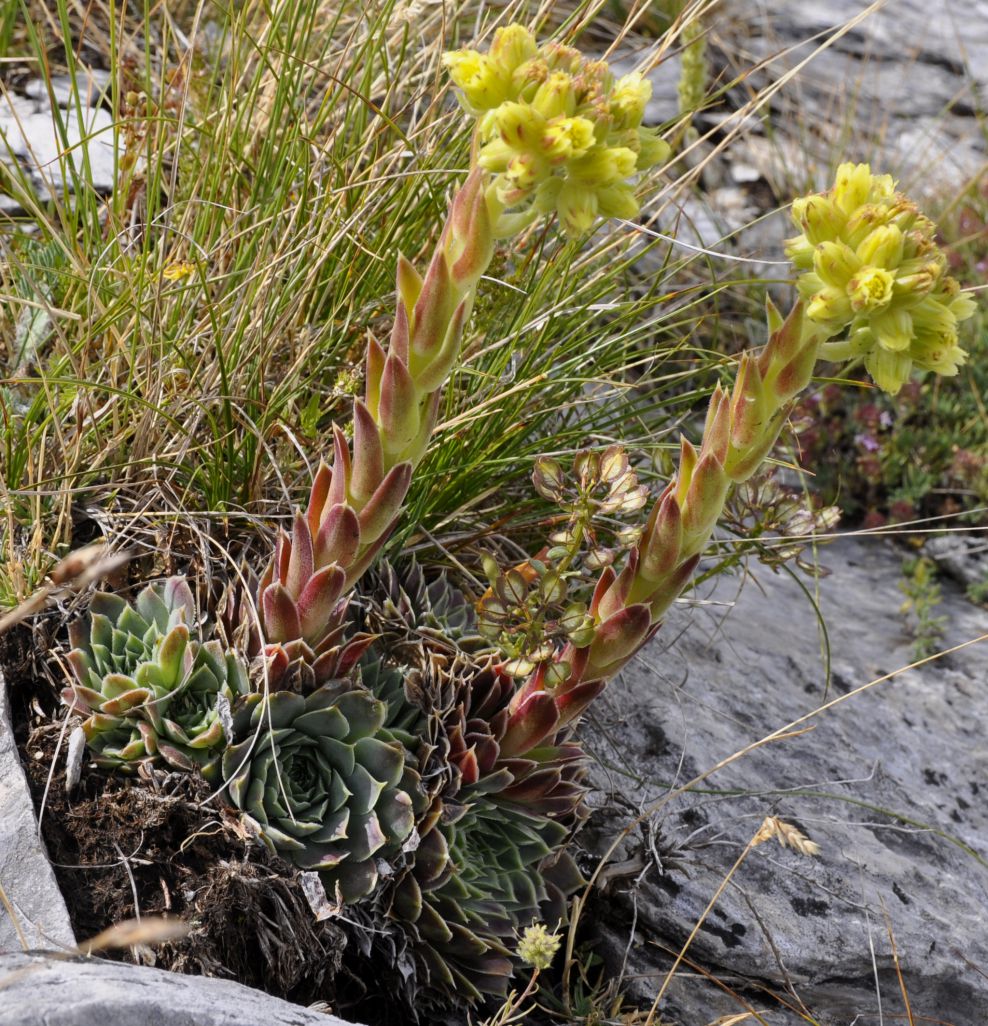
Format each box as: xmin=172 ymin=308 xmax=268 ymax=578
xmin=443 ymin=50 xmax=508 ymax=112
xmin=162 ymin=261 xmax=195 ymax=281
xmin=847 ymin=267 xmax=895 ymax=313
xmin=610 ymin=72 xmax=651 ymax=129
xmin=546 ymin=117 xmax=596 ymax=161
xmin=532 ymin=72 xmax=577 ymax=119
xmin=489 ymin=24 xmax=537 ymax=74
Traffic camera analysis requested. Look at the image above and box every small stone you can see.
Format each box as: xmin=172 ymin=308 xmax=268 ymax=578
xmin=0 ymin=96 xmax=118 ymax=202
xmin=730 ymin=162 xmax=760 ymax=184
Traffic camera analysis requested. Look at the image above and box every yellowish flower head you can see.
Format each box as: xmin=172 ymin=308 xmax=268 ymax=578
xmin=786 ymin=162 xmax=975 ymax=394
xmin=443 ymin=24 xmax=671 ymax=237
xmin=516 ymin=922 xmax=562 ymax=971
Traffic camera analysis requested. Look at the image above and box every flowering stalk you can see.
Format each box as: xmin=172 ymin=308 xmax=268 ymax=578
xmin=500 ymin=163 xmax=977 ymax=756
xmin=255 ymin=169 xmax=494 ymax=674
xmin=253 ymin=25 xmax=668 ymax=680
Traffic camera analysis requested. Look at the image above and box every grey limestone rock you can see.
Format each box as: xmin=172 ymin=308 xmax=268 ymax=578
xmin=926 ymin=534 xmax=988 ymax=591
xmin=584 ymin=535 xmax=988 ymax=1025
xmin=716 ymin=0 xmax=988 ymax=196
xmin=0 ymin=670 xmax=75 ymax=955
xmin=0 ymin=953 xmax=360 ymax=1026
xmin=1 ymin=70 xmax=118 ymax=206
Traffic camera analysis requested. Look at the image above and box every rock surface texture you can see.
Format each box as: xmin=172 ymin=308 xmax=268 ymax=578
xmin=0 ymin=671 xmax=76 ymax=954
xmin=0 ymin=954 xmax=358 ymax=1026
xmin=0 ymin=70 xmax=116 ymax=211
xmin=584 ymin=536 xmax=988 ymax=1025
xmin=648 ymin=0 xmax=988 ymax=271
xmin=717 ymin=0 xmax=987 ymax=194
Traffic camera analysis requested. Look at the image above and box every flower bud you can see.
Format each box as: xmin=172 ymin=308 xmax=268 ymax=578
xmin=869 ymin=306 xmax=913 ymax=351
xmin=813 ymin=241 xmax=860 ymax=289
xmin=805 ymin=287 xmax=852 ymax=328
xmin=443 ymin=51 xmax=508 ymax=112
xmin=556 ymin=180 xmax=598 ymax=236
xmin=833 ymin=161 xmax=879 ymax=214
xmin=532 ymin=71 xmax=577 ymax=119
xmin=855 ymin=224 xmax=904 ymax=268
xmin=609 ymin=72 xmax=651 ymax=129
xmin=489 ymin=23 xmax=537 ymax=73
xmin=893 ymin=263 xmax=939 ymax=301
xmin=595 ymin=182 xmax=639 ymax=219
xmin=864 ymin=345 xmax=912 ymax=395
xmin=911 ymin=327 xmax=966 ymax=376
xmin=494 ymin=101 xmax=544 ymax=149
xmin=477 ymin=137 xmax=514 ymax=173
xmin=499 ymin=152 xmax=546 ymax=203
xmin=636 ymin=127 xmax=671 ymax=170
xmin=792 ymin=195 xmax=843 ymax=246
xmin=842 ymin=205 xmax=886 ymax=250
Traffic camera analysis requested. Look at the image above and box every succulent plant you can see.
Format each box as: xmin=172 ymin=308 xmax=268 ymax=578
xmin=248 ymin=167 xmax=495 ymax=684
xmin=356 ymin=566 xmax=586 ymax=1007
xmin=390 ymin=789 xmax=582 ymax=1004
xmin=216 ymin=681 xmax=419 ymax=902
xmin=491 ymin=165 xmax=978 ymax=762
xmin=245 ymin=25 xmax=673 ymax=690
xmin=62 ymin=578 xmax=247 ymax=771
xmin=364 ymin=560 xmax=493 ymax=658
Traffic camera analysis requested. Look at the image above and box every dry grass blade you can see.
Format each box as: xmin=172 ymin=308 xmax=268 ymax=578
xmin=0 ymin=544 xmax=133 ymax=636
xmin=76 ymin=916 xmax=191 ymax=955
xmin=0 ymin=879 xmax=29 ymax=952
xmin=880 ymin=899 xmax=916 ymax=1026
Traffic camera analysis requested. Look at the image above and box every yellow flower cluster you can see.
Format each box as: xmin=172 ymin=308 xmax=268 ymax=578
xmin=443 ymin=25 xmax=670 ymax=237
xmin=786 ymin=163 xmax=975 ymax=394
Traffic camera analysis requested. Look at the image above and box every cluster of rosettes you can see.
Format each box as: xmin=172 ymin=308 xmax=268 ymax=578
xmin=786 ymin=162 xmax=976 ymax=394
xmin=443 ymin=24 xmax=669 ymax=236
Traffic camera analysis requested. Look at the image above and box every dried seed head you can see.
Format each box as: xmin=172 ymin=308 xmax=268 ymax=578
xmin=752 ymin=816 xmax=821 ymax=857
xmin=516 ymin=922 xmax=562 ymax=970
